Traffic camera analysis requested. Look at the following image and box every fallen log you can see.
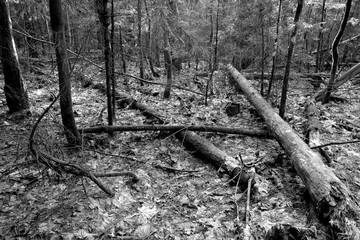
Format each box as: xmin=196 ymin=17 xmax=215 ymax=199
xmin=92 ymin=83 xmax=165 ymax=124
xmin=79 ymin=124 xmax=271 ymax=138
xmin=89 ymin=89 xmax=253 ymax=185
xmin=227 ymin=64 xmax=360 ymax=239
xmin=175 ymin=131 xmax=251 ymax=185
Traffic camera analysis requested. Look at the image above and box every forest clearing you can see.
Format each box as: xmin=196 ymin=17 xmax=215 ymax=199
xmin=1 ymin=0 xmax=360 ymax=239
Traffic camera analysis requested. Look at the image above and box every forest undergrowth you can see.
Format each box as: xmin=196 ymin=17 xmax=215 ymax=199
xmin=0 ymin=62 xmax=360 ymax=239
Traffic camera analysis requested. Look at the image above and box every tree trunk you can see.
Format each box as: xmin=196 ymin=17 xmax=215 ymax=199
xmin=137 ymin=0 xmax=144 ymax=82
xmin=144 ymin=0 xmax=159 ymax=78
xmin=119 ymin=25 xmax=126 ymax=73
xmin=0 ymin=0 xmax=30 ymax=113
xmin=259 ymin=2 xmax=265 ymax=95
xmin=49 ymin=0 xmax=81 ymax=145
xmin=315 ymin=61 xmax=360 ymax=101
xmin=110 ymin=0 xmax=116 ymax=119
xmin=279 ymin=0 xmax=303 ymax=118
xmin=227 ymin=64 xmax=360 ymax=240
xmin=163 ymin=27 xmax=172 ymax=99
xmin=79 ymin=124 xmax=271 ymax=138
xmin=315 ymin=0 xmax=326 ymax=72
xmin=267 ymin=0 xmax=282 ymax=97
xmin=91 ymin=90 xmax=252 ymax=186
xmin=96 ymin=0 xmax=114 ymax=126
xmin=322 ymin=0 xmax=352 ymax=104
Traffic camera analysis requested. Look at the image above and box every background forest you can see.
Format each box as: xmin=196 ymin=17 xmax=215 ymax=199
xmin=1 ymin=0 xmax=360 ymax=239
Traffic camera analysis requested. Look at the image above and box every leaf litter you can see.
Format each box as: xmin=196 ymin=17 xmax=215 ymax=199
xmin=0 ymin=63 xmax=359 ymax=239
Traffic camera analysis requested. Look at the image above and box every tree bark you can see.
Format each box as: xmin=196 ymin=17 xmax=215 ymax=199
xmin=137 ymin=0 xmax=144 ymax=82
xmin=315 ymin=61 xmax=360 ymax=101
xmin=267 ymin=0 xmax=282 ymax=97
xmin=49 ymin=0 xmax=81 ymax=145
xmin=79 ymin=124 xmax=271 ymax=138
xmin=315 ymin=0 xmax=326 ymax=72
xmin=0 ymin=0 xmax=30 ymax=113
xmin=119 ymin=25 xmax=126 ymax=73
xmin=322 ymin=0 xmax=352 ymax=104
xmin=227 ymin=64 xmax=360 ymax=239
xmin=279 ymin=0 xmax=303 ymax=118
xmin=90 ymin=89 xmax=252 ymax=185
xmin=163 ymin=26 xmax=172 ymax=99
xmin=144 ymin=0 xmax=159 ymax=78
xmin=96 ymin=0 xmax=114 ymax=125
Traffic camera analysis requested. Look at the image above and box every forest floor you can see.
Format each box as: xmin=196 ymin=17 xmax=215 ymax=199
xmin=1 ymin=61 xmax=360 ymax=240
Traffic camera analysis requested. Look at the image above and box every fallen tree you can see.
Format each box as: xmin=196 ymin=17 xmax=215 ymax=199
xmin=89 ymin=88 xmax=255 ymax=186
xmin=227 ymin=64 xmax=360 ymax=239
xmin=315 ymin=61 xmax=360 ymax=101
xmin=79 ymin=124 xmax=271 ymax=138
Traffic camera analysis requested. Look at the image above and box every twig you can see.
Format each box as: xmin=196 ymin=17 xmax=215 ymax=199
xmin=29 ymin=93 xmax=61 ymax=144
xmin=94 ymin=171 xmax=139 ymax=182
xmin=154 ymin=164 xmax=200 ymax=173
xmin=28 ymin=94 xmax=115 ymax=197
xmin=243 ymin=172 xmax=254 ymax=240
xmin=311 ymin=139 xmax=360 ymax=149
xmin=38 ymin=150 xmax=114 ymax=197
xmin=79 ymin=124 xmax=271 ymax=138
xmin=86 ymin=148 xmax=141 ymax=162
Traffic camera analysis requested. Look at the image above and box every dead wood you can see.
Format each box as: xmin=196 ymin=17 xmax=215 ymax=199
xmin=28 ymin=94 xmax=137 ymax=197
xmin=305 ymin=100 xmax=331 ymax=163
xmin=79 ymin=124 xmax=271 ymax=138
xmin=315 ymin=62 xmax=360 ymax=101
xmin=99 ymin=92 xmax=254 ymax=186
xmin=227 ymin=64 xmax=360 ymax=240
xmin=92 ymin=83 xmax=165 ymax=124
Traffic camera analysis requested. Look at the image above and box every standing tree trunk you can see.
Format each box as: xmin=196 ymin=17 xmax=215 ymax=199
xmin=49 ymin=0 xmax=81 ymax=145
xmin=315 ymin=0 xmax=326 ymax=73
xmin=259 ymin=2 xmax=265 ymax=96
xmin=0 ymin=0 xmax=30 ymax=114
xmin=279 ymin=0 xmax=303 ymax=118
xmin=322 ymin=0 xmax=352 ymax=104
xmin=144 ymin=0 xmax=159 ymax=78
xmin=119 ymin=25 xmax=126 ymax=73
xmin=163 ymin=26 xmax=172 ymax=99
xmin=137 ymin=0 xmax=144 ymax=83
xmin=205 ymin=0 xmax=219 ymax=104
xmin=97 ymin=0 xmax=114 ymax=126
xmin=110 ymin=0 xmax=116 ymax=118
xmin=267 ymin=0 xmax=282 ymax=97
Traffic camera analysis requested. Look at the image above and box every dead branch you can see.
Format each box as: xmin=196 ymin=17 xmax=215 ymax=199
xmin=311 ymin=139 xmax=360 ymax=149
xmin=79 ymin=124 xmax=271 ymax=138
xmin=28 ymin=93 xmax=136 ymax=197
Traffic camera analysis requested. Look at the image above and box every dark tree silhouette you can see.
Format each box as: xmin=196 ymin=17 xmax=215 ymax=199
xmin=49 ymin=0 xmax=81 ymax=145
xmin=279 ymin=0 xmax=303 ymax=118
xmin=0 ymin=0 xmax=30 ymax=113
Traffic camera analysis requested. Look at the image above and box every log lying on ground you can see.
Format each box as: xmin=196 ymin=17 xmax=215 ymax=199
xmin=89 ymin=89 xmax=253 ymax=184
xmin=79 ymin=124 xmax=271 ymax=138
xmin=227 ymin=64 xmax=360 ymax=239
xmin=92 ymin=83 xmax=165 ymax=124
